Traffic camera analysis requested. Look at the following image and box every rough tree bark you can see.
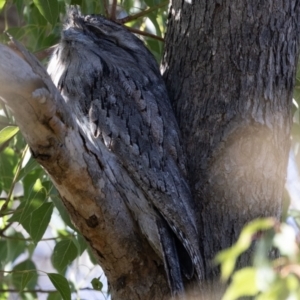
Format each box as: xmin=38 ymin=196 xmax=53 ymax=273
xmin=0 ymin=42 xmax=169 ymax=299
xmin=0 ymin=1 xmax=300 ymax=299
xmin=162 ymin=0 xmax=300 ymax=288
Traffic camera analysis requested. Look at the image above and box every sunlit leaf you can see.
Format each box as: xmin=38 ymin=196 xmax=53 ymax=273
xmin=0 ymin=282 xmax=8 ymax=300
xmin=48 ymin=273 xmax=71 ymax=300
xmin=256 ymin=266 xmax=276 ymax=292
xmin=9 ymin=180 xmax=47 ymax=224
xmin=222 ymin=267 xmax=259 ymax=300
xmin=0 ymin=0 xmax=6 ymax=11
xmin=0 ymin=126 xmax=19 ymax=147
xmin=256 ymin=279 xmax=290 ymax=300
xmin=0 ymin=147 xmax=18 ymax=191
xmin=52 ymin=240 xmax=78 ymax=273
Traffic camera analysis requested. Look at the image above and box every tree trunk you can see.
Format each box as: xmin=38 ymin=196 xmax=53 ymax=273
xmin=163 ymin=0 xmax=300 ymax=287
xmin=0 ymin=1 xmax=300 ymax=299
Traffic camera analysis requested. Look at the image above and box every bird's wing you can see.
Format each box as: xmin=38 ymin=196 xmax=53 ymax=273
xmin=85 ymin=56 xmax=204 ymax=279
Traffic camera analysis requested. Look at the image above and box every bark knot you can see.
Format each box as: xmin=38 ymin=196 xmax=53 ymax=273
xmin=86 ymin=214 xmax=99 ymax=228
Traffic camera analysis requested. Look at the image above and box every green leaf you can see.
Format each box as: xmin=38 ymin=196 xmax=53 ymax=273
xmin=0 ymin=147 xmax=18 ymax=191
xmin=10 ymin=179 xmax=47 ymax=224
xmin=50 ymin=188 xmax=75 ymax=230
xmin=87 ymin=246 xmax=97 ymax=265
xmin=20 ymin=271 xmax=35 ymax=291
xmin=6 ymin=231 xmax=26 ymax=263
xmin=0 ymin=0 xmax=6 ymax=11
xmin=222 ymin=267 xmax=259 ymax=300
xmin=256 ymin=279 xmax=290 ymax=300
xmin=47 ymin=273 xmax=71 ymax=300
xmin=17 ymin=157 xmax=40 ymax=182
xmin=91 ymin=277 xmax=103 ymax=291
xmin=33 ymin=0 xmax=59 ymax=25
xmin=52 ymin=240 xmax=78 ymax=273
xmin=28 ymin=2 xmax=48 ymax=26
xmin=22 ymin=202 xmax=54 ymax=244
xmin=0 ymin=126 xmax=19 ymax=147
xmin=0 ymin=240 xmax=7 ymax=268
xmin=73 ymin=234 xmax=87 ymax=256
xmin=47 ymin=292 xmax=61 ymax=300
xmin=12 ymin=259 xmax=38 ymax=291
xmin=70 ymin=0 xmax=83 ymax=5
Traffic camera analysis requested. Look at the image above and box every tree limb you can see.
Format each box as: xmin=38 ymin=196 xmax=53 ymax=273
xmin=0 ymin=42 xmax=169 ymax=299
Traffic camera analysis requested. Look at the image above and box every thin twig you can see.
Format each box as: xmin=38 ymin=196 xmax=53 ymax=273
xmin=0 ymin=210 xmax=15 ymax=216
xmin=119 ymin=1 xmax=169 ymax=24
xmin=103 ymin=0 xmax=110 ymax=18
xmin=110 ymin=0 xmax=118 ymax=20
xmin=124 ymin=25 xmax=164 ymax=42
xmin=34 ymin=45 xmax=57 ymax=61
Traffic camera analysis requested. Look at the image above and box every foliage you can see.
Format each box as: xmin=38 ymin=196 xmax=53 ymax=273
xmin=0 ymin=0 xmax=167 ymax=299
xmin=216 ymin=217 xmax=300 ymax=300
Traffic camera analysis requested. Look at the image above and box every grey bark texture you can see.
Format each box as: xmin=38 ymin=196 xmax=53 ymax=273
xmin=162 ymin=0 xmax=300 ymax=285
xmin=0 ymin=41 xmax=170 ymax=299
xmin=0 ymin=0 xmax=300 ymax=299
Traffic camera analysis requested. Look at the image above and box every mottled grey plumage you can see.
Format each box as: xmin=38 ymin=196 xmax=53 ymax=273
xmin=48 ymin=7 xmax=203 ymax=294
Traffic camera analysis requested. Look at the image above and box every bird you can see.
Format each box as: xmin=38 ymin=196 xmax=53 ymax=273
xmin=47 ymin=6 xmax=204 ymax=295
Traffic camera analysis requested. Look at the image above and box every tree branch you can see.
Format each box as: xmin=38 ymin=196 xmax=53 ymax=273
xmin=0 ymin=41 xmax=169 ymax=299
xmin=110 ymin=0 xmax=118 ymax=20
xmin=119 ymin=1 xmax=168 ymax=24
xmin=124 ymin=25 xmax=164 ymax=41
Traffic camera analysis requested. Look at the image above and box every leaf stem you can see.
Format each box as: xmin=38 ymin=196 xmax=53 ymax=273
xmin=124 ymin=26 xmax=164 ymax=42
